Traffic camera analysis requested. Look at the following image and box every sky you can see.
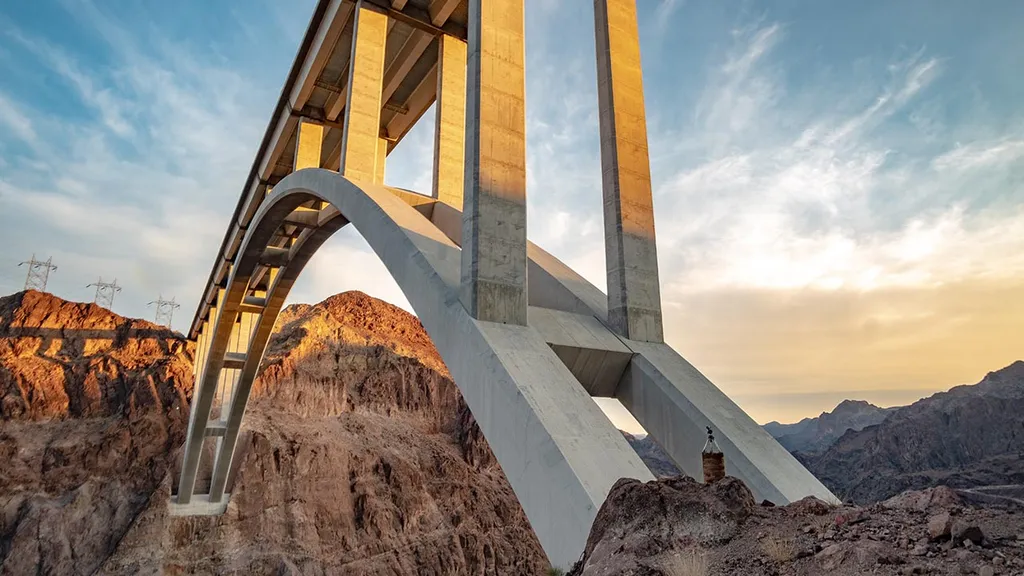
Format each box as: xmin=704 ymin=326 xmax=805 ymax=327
xmin=1 ymin=1 xmax=1022 ymax=429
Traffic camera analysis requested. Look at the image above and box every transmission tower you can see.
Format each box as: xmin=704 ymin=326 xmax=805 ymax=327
xmin=148 ymin=295 xmax=181 ymax=328
xmin=18 ymin=255 xmax=57 ymax=292
xmin=87 ymin=277 xmax=122 ymax=309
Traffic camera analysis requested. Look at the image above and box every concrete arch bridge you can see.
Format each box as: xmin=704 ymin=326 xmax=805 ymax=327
xmin=172 ymin=0 xmax=835 ymax=568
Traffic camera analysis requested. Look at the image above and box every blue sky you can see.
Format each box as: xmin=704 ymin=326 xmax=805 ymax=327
xmin=1 ymin=0 xmax=1022 ymax=425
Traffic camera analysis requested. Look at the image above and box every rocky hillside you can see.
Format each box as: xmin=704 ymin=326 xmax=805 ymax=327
xmin=0 ymin=290 xmax=549 ymax=575
xmin=764 ymin=400 xmax=897 ymax=454
xmin=0 ymin=290 xmax=193 ymax=575
xmin=569 ymin=478 xmax=1024 ymax=575
xmin=622 ymin=432 xmax=681 ymax=478
xmin=804 ymin=361 xmax=1024 ymax=504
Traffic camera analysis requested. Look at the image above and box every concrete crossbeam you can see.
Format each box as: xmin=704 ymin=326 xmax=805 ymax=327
xmin=593 ymin=0 xmax=664 ymax=343
xmin=340 ymin=3 xmax=388 ymax=183
xmin=528 ymin=307 xmax=633 ymax=396
xmin=168 ymin=493 xmax=229 ymax=517
xmin=432 ymin=35 xmax=467 ymax=208
xmin=460 ymin=0 xmax=528 ymax=326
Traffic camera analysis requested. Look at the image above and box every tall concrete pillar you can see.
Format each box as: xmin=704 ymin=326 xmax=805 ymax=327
xmin=460 ymin=0 xmax=528 ymax=326
xmin=340 ymin=2 xmax=387 ymax=183
xmin=294 ymin=119 xmax=324 ymax=171
xmin=593 ymin=0 xmax=663 ymax=342
xmin=433 ymin=35 xmax=467 ymax=208
xmin=375 ymin=137 xmax=387 ymax=184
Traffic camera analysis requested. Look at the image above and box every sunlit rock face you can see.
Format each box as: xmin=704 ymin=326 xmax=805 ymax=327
xmin=0 ymin=290 xmax=548 ymax=576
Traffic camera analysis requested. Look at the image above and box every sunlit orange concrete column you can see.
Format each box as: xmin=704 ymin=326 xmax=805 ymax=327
xmin=433 ymin=35 xmax=467 ymax=208
xmin=460 ymin=0 xmax=528 ymax=325
xmin=340 ymin=2 xmax=387 ymax=183
xmin=593 ymin=0 xmax=664 ymax=342
xmin=293 ymin=119 xmax=324 ymax=171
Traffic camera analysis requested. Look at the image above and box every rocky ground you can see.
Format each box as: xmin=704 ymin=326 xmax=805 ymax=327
xmin=570 ymin=481 xmax=1024 ymax=576
xmin=0 ymin=290 xmax=548 ymax=575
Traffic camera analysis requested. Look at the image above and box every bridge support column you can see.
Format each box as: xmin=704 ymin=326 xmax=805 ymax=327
xmin=433 ymin=35 xmax=467 ymax=208
xmin=207 ymin=289 xmax=264 ymax=501
xmin=593 ymin=0 xmax=663 ymax=342
xmin=375 ymin=137 xmax=387 ymax=184
xmin=461 ymin=0 xmax=528 ymax=325
xmin=340 ymin=2 xmax=387 ymax=183
xmin=294 ymin=119 xmax=324 ymax=171
xmin=177 ymin=286 xmax=225 ymax=504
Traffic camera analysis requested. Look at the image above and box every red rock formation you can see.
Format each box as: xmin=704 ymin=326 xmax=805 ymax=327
xmin=0 ymin=290 xmax=548 ymax=575
xmin=0 ymin=290 xmax=193 ymax=576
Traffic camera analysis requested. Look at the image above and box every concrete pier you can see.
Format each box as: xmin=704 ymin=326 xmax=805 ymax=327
xmin=340 ymin=2 xmax=387 ymax=183
xmin=294 ymin=119 xmax=324 ymax=171
xmin=593 ymin=0 xmax=664 ymax=343
xmin=433 ymin=35 xmax=467 ymax=208
xmin=460 ymin=0 xmax=528 ymax=326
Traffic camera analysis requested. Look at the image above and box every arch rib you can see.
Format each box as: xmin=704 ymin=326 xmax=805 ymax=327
xmin=174 ymin=169 xmax=654 ymax=569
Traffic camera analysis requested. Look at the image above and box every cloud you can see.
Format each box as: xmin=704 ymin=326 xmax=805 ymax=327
xmin=0 ymin=5 xmax=296 ymax=321
xmin=651 ymin=23 xmax=1023 ymax=297
xmin=4 ymin=28 xmax=136 ymax=138
xmin=0 ymin=93 xmax=38 ymax=148
xmin=931 ymin=138 xmax=1024 ymax=173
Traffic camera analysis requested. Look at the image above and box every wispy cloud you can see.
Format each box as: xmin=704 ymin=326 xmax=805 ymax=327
xmin=0 ymin=92 xmax=38 ymax=149
xmin=0 ymin=4 xmax=296 ymax=316
xmin=651 ymin=23 xmax=1023 ymax=299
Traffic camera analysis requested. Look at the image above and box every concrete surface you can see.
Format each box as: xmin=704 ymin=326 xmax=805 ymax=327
xmin=294 ymin=119 xmax=324 ymax=171
xmin=433 ymin=35 xmax=467 ymax=208
xmin=340 ymin=3 xmax=387 ymax=183
xmin=593 ymin=0 xmax=663 ymax=343
xmin=618 ymin=341 xmax=838 ymax=506
xmin=460 ymin=0 xmax=528 ymax=326
xmin=174 ymin=169 xmax=655 ymax=569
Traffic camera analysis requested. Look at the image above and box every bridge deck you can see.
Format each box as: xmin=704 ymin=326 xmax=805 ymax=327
xmin=189 ymin=0 xmax=466 ymax=338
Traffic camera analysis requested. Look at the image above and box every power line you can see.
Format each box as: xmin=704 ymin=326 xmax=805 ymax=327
xmin=18 ymin=255 xmax=57 ymax=292
xmin=148 ymin=295 xmax=181 ymax=329
xmin=87 ymin=277 xmax=122 ymax=310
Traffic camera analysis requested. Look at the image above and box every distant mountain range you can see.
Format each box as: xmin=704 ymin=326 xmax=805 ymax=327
xmin=622 ymin=432 xmax=681 ymax=478
xmin=762 ymin=362 xmax=1024 ymax=504
xmin=763 ymin=399 xmax=898 ymax=454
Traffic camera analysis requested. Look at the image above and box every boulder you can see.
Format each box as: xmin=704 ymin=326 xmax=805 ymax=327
xmin=928 ymin=512 xmax=953 ymax=541
xmin=952 ymin=520 xmax=985 ymax=546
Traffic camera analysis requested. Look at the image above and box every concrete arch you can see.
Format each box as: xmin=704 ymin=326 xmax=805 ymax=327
xmin=175 ymin=168 xmax=655 ymax=568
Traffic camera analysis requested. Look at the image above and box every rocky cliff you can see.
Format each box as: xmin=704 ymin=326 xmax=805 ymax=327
xmin=804 ymin=361 xmax=1024 ymax=504
xmin=0 ymin=290 xmax=549 ymax=575
xmin=764 ymin=399 xmax=897 ymax=454
xmin=0 ymin=290 xmax=193 ymax=576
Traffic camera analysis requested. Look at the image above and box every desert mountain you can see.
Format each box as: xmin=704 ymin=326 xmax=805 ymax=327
xmin=764 ymin=399 xmax=897 ymax=454
xmin=803 ymin=361 xmax=1024 ymax=504
xmin=622 ymin=432 xmax=681 ymax=478
xmin=0 ymin=290 xmax=193 ymax=575
xmin=0 ymin=290 xmax=549 ymax=575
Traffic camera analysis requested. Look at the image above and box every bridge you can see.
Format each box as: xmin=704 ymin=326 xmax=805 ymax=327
xmin=171 ymin=0 xmax=835 ymax=568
